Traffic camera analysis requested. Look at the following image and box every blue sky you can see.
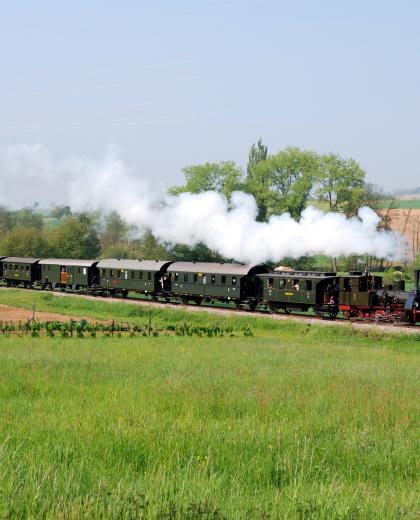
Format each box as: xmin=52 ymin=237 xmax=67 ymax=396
xmin=1 ymin=0 xmax=419 ymax=196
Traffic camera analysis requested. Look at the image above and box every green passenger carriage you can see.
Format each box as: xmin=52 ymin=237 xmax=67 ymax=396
xmin=38 ymin=259 xmax=99 ymax=290
xmin=96 ymin=259 xmax=172 ymax=297
xmin=1 ymin=257 xmax=40 ymax=287
xmin=167 ymin=262 xmax=270 ymax=307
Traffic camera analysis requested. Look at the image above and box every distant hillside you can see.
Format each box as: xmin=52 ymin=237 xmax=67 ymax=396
xmin=394 ymin=186 xmax=420 ymax=197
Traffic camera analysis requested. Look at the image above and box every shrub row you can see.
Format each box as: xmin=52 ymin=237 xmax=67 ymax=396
xmin=0 ymin=319 xmax=253 ymax=338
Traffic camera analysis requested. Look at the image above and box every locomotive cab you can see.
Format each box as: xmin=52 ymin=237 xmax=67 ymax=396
xmin=404 ymin=269 xmax=420 ymax=323
xmin=339 ymin=272 xmax=384 ymax=318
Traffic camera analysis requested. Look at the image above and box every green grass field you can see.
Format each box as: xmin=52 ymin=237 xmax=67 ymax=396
xmin=0 ymin=290 xmax=419 ymax=518
xmin=377 ymin=199 xmax=420 ymax=210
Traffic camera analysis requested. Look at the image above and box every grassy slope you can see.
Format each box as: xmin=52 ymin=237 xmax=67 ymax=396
xmin=0 ymin=291 xmax=419 ymax=518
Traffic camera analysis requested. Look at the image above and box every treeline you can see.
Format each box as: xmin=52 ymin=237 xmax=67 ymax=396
xmin=170 ymin=141 xmax=384 ymax=221
xmin=0 ymin=141 xmax=409 ymax=270
xmin=0 ymin=207 xmax=219 ymax=262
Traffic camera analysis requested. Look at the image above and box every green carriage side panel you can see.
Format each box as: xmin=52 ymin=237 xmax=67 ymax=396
xmin=1 ymin=257 xmax=40 ymax=283
xmin=39 ymin=259 xmax=98 ymax=287
xmin=167 ymin=262 xmax=270 ymax=301
xmin=97 ymin=259 xmax=172 ymax=293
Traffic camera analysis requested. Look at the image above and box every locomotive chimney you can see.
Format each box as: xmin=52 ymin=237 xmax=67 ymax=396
xmin=414 ymin=269 xmax=420 ymax=289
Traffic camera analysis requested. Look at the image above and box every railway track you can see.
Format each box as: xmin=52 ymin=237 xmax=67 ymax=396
xmin=1 ymin=286 xmax=418 ymax=335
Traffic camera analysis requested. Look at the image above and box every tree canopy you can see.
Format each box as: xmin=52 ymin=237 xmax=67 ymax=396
xmin=169 ymin=161 xmax=244 ymax=199
xmin=316 ymin=154 xmax=366 ymax=216
xmin=246 ymin=147 xmax=319 ymax=220
xmin=247 ymin=138 xmax=268 ymax=176
xmin=48 ymin=214 xmax=100 ymax=259
xmin=0 ymin=227 xmax=49 ymax=257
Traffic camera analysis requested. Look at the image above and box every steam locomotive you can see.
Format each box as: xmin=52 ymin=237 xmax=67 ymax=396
xmin=1 ymin=256 xmax=419 ymax=325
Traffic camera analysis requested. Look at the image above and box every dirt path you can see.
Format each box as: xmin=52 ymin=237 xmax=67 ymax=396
xmin=0 ymin=304 xmax=101 ymax=324
xmin=47 ymin=290 xmax=420 ymax=336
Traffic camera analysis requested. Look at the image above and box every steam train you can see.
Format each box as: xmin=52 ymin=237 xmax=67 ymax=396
xmin=1 ymin=256 xmax=419 ymax=325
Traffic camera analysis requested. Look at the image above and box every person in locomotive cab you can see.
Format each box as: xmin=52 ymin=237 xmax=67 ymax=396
xmin=293 ymin=280 xmax=299 ymax=290
xmin=326 ymin=283 xmax=332 ymax=297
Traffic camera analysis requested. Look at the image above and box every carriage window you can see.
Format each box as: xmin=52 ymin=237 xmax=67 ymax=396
xmin=131 ymin=271 xmax=135 ymax=279
xmin=184 ymin=273 xmax=189 ymax=282
xmin=292 ymin=279 xmax=300 ymax=290
xmin=268 ymin=277 xmax=274 ymax=288
xmin=147 ymin=272 xmax=151 ymax=280
xmin=139 ymin=271 xmax=143 ymax=279
xmin=102 ymin=269 xmax=106 ymax=277
xmin=48 ymin=265 xmax=50 ymax=271
xmin=117 ymin=270 xmax=122 ymax=278
xmin=78 ymin=267 xmax=81 ymax=274
xmin=221 ymin=275 xmax=226 ymax=284
xmin=174 ymin=272 xmax=179 ymax=281
xmin=20 ymin=265 xmax=24 ymax=270
xmin=305 ymin=280 xmax=312 ymax=291
xmin=344 ymin=278 xmax=352 ymax=291
xmin=110 ymin=270 xmax=114 ymax=277
xmin=203 ymin=275 xmax=207 ymax=284
xmin=193 ymin=273 xmax=198 ymax=283
xmin=279 ymin=279 xmax=286 ymax=289
xmin=211 ymin=275 xmax=216 ymax=284
xmin=232 ymin=276 xmax=237 ymax=286
xmin=26 ymin=266 xmax=30 ymax=271
xmin=83 ymin=268 xmax=87 ymax=275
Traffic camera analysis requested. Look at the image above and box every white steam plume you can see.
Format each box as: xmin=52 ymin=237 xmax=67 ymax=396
xmin=0 ymin=144 xmax=406 ymax=262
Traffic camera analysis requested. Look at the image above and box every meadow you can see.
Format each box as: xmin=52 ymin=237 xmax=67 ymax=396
xmin=0 ymin=290 xmax=419 ymax=518
xmin=376 ymin=199 xmax=420 ymax=210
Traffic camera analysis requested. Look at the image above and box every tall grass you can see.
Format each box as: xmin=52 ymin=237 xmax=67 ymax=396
xmin=0 ymin=291 xmax=419 ymax=518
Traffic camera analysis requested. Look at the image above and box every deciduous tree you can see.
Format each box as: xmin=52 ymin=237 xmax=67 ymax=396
xmin=169 ymin=161 xmax=244 ymax=199
xmin=0 ymin=228 xmax=50 ymax=257
xmin=246 ymin=147 xmax=319 ymax=220
xmin=316 ymin=154 xmax=366 ymax=216
xmin=49 ymin=214 xmax=100 ymax=259
xmin=247 ymin=138 xmax=268 ymax=176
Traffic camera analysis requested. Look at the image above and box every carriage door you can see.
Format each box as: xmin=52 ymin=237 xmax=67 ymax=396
xmin=60 ymin=266 xmax=67 ymax=285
